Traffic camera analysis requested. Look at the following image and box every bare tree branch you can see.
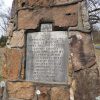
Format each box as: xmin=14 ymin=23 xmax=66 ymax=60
xmin=87 ymin=0 xmax=100 ymax=30
xmin=89 ymin=8 xmax=100 ymax=13
xmin=0 ymin=6 xmax=11 ymax=35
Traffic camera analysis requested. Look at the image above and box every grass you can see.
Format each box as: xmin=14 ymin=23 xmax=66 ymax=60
xmin=95 ymin=44 xmax=100 ymax=46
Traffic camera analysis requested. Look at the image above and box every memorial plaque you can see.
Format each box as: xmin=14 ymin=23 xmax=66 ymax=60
xmin=26 ymin=29 xmax=69 ymax=84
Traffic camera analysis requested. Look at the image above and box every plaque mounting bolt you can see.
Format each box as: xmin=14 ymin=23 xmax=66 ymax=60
xmin=36 ymin=90 xmax=41 ymax=95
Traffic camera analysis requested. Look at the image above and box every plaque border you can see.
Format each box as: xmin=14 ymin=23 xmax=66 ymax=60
xmin=25 ymin=31 xmax=70 ymax=85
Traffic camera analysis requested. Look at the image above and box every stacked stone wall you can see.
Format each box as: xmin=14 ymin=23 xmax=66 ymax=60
xmin=0 ymin=0 xmax=99 ymax=100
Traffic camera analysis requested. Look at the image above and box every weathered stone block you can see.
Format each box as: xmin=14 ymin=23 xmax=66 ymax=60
xmin=74 ymin=65 xmax=100 ymax=100
xmin=6 ymin=23 xmax=14 ymax=37
xmin=51 ymin=87 xmax=70 ymax=100
xmin=37 ymin=86 xmax=51 ymax=100
xmin=53 ymin=0 xmax=82 ymax=5
xmin=11 ymin=0 xmax=17 ymax=19
xmin=81 ymin=1 xmax=90 ymax=31
xmin=18 ymin=0 xmax=26 ymax=8
xmin=69 ymin=31 xmax=96 ymax=71
xmin=7 ymin=82 xmax=35 ymax=100
xmin=7 ymin=83 xmax=70 ymax=100
xmin=27 ymin=0 xmax=54 ymax=7
xmin=18 ymin=4 xmax=78 ymax=30
xmin=7 ymin=30 xmax=25 ymax=48
xmin=18 ymin=0 xmax=82 ymax=7
xmin=2 ymin=48 xmax=24 ymax=80
xmin=68 ymin=2 xmax=91 ymax=33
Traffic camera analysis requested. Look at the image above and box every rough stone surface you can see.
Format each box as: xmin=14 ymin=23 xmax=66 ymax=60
xmin=74 ymin=65 xmax=100 ymax=100
xmin=2 ymin=48 xmax=24 ymax=80
xmin=17 ymin=0 xmax=82 ymax=8
xmin=51 ymin=87 xmax=70 ymax=100
xmin=6 ymin=82 xmax=70 ymax=100
xmin=11 ymin=0 xmax=17 ymax=19
xmin=36 ymin=86 xmax=51 ymax=100
xmin=6 ymin=23 xmax=14 ymax=37
xmin=7 ymin=30 xmax=25 ymax=48
xmin=69 ymin=31 xmax=95 ymax=71
xmin=7 ymin=82 xmax=34 ymax=100
xmin=81 ymin=1 xmax=90 ymax=30
xmin=18 ymin=4 xmax=78 ymax=30
xmin=53 ymin=0 xmax=81 ymax=5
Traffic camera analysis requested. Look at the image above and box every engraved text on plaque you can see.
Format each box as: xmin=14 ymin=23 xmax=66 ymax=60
xmin=26 ymin=31 xmax=69 ymax=84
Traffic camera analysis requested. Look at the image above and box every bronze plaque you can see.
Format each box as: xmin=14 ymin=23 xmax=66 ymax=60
xmin=26 ymin=31 xmax=69 ymax=84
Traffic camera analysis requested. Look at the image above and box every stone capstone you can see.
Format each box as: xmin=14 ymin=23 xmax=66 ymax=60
xmin=17 ymin=0 xmax=82 ymax=8
xmin=18 ymin=4 xmax=78 ymax=30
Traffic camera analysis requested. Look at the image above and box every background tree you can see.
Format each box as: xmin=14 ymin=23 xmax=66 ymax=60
xmin=87 ymin=0 xmax=100 ymax=44
xmin=0 ymin=35 xmax=7 ymax=47
xmin=87 ymin=0 xmax=100 ymax=30
xmin=0 ymin=0 xmax=11 ymax=47
xmin=0 ymin=0 xmax=11 ymax=35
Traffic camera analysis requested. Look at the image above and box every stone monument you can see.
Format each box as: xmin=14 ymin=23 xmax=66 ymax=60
xmin=1 ymin=0 xmax=100 ymax=100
